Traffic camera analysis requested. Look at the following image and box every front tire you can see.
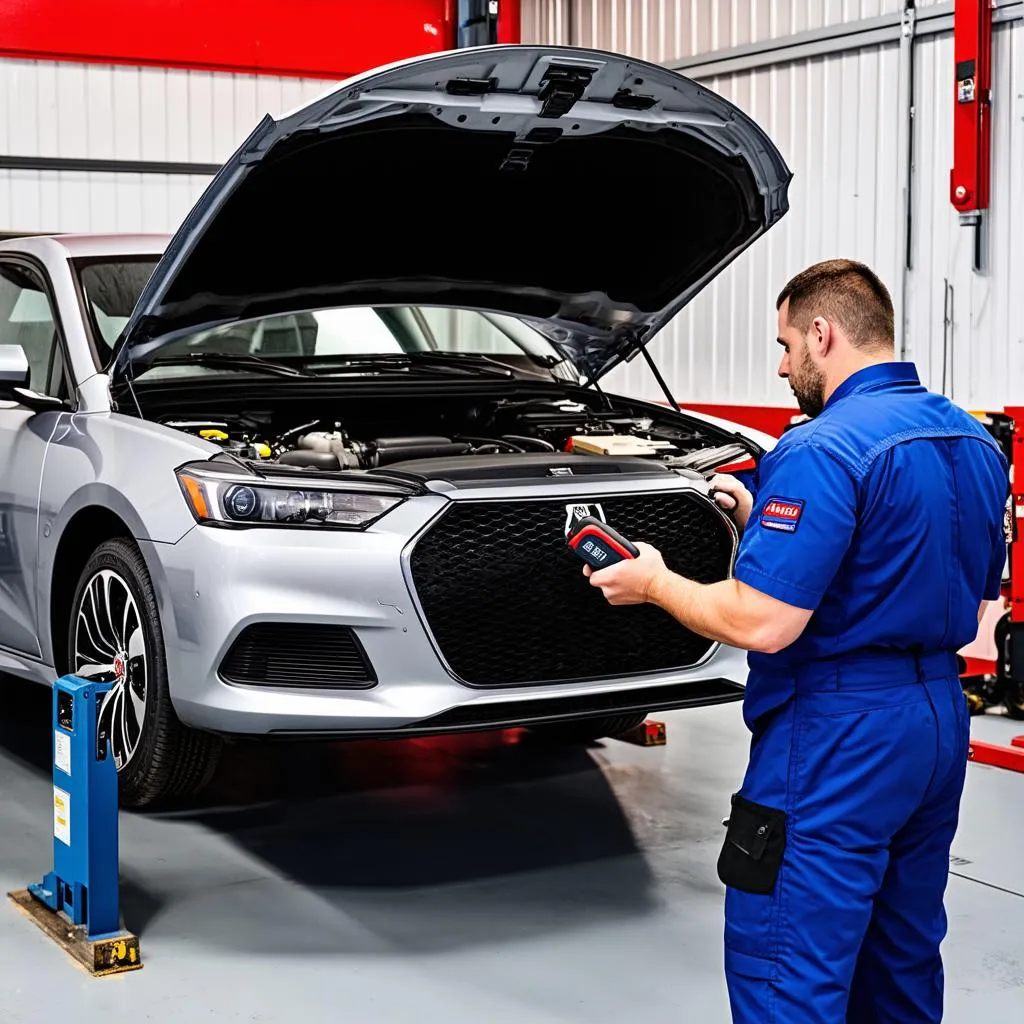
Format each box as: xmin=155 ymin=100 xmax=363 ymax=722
xmin=68 ymin=538 xmax=222 ymax=807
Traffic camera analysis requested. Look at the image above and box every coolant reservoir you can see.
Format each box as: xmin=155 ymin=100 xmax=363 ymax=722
xmin=298 ymin=431 xmax=344 ymax=453
xmin=569 ymin=435 xmax=675 ymax=457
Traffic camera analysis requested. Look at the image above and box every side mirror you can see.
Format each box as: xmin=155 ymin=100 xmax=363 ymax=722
xmin=0 ymin=344 xmax=30 ymax=388
xmin=0 ymin=344 xmax=66 ymax=412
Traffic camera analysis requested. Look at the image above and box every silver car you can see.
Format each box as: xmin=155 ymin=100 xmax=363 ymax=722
xmin=0 ymin=44 xmax=789 ymax=807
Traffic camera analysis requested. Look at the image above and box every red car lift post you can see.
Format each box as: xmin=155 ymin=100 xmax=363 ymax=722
xmin=950 ymin=0 xmax=994 ymax=271
xmin=1005 ymin=406 xmax=1024 ymax=661
xmin=966 ymin=406 xmax=1024 ymax=772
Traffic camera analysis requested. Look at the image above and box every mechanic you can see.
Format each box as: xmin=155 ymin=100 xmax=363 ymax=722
xmin=584 ymin=259 xmax=1010 ymax=1024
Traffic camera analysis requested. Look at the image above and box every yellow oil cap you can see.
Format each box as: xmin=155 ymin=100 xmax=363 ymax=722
xmin=200 ymin=429 xmax=229 ymax=440
xmin=255 ymin=443 xmax=272 ymax=458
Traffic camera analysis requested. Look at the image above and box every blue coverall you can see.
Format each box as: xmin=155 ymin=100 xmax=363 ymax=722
xmin=719 ymin=362 xmax=1009 ymax=1023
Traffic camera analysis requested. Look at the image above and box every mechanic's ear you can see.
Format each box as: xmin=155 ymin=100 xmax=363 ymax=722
xmin=811 ymin=316 xmax=832 ymax=356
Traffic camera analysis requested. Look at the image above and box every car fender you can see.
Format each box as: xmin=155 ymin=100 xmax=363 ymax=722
xmin=41 ymin=411 xmax=213 ymax=543
xmin=36 ymin=413 xmax=212 ymax=664
xmin=36 ymin=480 xmax=194 ymax=665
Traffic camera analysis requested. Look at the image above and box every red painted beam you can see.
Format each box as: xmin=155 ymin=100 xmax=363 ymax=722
xmin=968 ymin=738 xmax=1024 ymax=773
xmin=960 ymin=656 xmax=997 ymax=677
xmin=0 ymin=0 xmax=454 ymax=79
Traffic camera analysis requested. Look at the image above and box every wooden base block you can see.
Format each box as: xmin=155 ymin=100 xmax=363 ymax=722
xmin=7 ymin=889 xmax=143 ymax=977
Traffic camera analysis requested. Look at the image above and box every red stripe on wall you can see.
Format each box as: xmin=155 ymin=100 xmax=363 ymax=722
xmin=0 ymin=0 xmax=455 ymax=79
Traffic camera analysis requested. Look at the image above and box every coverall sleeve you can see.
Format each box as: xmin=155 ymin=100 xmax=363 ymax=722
xmin=733 ymin=441 xmax=859 ymax=611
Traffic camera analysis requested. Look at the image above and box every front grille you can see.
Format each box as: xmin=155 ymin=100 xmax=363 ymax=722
xmin=408 ymin=491 xmax=735 ymax=687
xmin=220 ymin=623 xmax=376 ymax=690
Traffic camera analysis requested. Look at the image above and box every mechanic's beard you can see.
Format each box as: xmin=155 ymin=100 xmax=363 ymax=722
xmin=790 ymin=351 xmax=827 ymax=418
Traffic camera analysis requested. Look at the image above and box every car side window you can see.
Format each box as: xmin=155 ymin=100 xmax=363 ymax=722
xmin=0 ymin=262 xmax=62 ymax=396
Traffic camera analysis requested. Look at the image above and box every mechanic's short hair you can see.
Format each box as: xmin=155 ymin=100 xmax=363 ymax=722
xmin=776 ymin=259 xmax=895 ymax=350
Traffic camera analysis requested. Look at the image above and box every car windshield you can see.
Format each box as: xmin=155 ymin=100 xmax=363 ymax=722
xmin=74 ymin=258 xmax=579 ymax=381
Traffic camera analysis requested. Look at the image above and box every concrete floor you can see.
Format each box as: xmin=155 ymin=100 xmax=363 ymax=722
xmin=0 ymin=676 xmax=1022 ymax=1023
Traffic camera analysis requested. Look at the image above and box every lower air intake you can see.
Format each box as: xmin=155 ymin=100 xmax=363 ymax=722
xmin=408 ymin=491 xmax=735 ymax=687
xmin=220 ymin=623 xmax=376 ymax=689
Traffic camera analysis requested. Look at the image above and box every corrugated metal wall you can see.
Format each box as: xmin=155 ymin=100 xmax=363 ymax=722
xmin=0 ymin=59 xmax=331 ymax=233
xmin=523 ymin=1 xmax=907 ymax=408
xmin=522 ymin=1 xmax=1024 ymax=413
xmin=1 ymin=5 xmax=1020 ymax=409
xmin=601 ymin=45 xmax=906 ymax=409
xmin=523 ymin=0 xmax=916 ymax=59
xmin=905 ymin=23 xmax=1024 ymax=411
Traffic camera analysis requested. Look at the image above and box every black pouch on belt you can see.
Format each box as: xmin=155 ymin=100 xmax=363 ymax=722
xmin=717 ymin=792 xmax=788 ymax=896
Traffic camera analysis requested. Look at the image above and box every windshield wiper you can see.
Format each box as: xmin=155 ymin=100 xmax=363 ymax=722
xmin=405 ymin=351 xmax=518 ymax=377
xmin=306 ymin=352 xmax=516 ymax=379
xmin=143 ymin=353 xmax=311 ymax=378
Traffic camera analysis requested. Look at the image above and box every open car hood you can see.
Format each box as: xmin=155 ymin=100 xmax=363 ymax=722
xmin=110 ymin=44 xmax=792 ymax=386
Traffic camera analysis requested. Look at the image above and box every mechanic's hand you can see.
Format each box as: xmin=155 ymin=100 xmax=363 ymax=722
xmin=710 ymin=474 xmax=753 ymax=531
xmin=583 ymin=541 xmax=667 ymax=605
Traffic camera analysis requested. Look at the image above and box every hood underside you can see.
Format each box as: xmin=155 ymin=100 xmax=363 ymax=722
xmin=111 ymin=45 xmax=792 ymax=386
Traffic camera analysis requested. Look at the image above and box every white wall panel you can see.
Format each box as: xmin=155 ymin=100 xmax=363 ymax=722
xmin=522 ymin=1 xmax=1023 ymax=411
xmin=903 ymin=21 xmax=1024 ymax=411
xmin=0 ymin=59 xmax=336 ymax=233
xmin=0 ymin=169 xmax=215 ymax=235
xmin=521 ymin=2 xmax=908 ymax=406
xmin=602 ymin=42 xmax=905 ymax=407
xmin=0 ymin=60 xmax=333 ymax=164
xmin=523 ymin=0 xmax=909 ymax=61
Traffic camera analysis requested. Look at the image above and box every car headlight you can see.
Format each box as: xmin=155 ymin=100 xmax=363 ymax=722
xmin=176 ymin=466 xmax=406 ymax=529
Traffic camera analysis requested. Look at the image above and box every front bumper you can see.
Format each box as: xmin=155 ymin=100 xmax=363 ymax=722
xmin=146 ymin=476 xmax=748 ymax=737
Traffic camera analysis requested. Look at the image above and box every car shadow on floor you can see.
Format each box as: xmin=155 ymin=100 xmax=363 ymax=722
xmin=189 ymin=730 xmax=648 ymax=879
xmin=148 ymin=732 xmax=659 ymax=953
xmin=1 ymin=676 xmax=657 ymax=954
xmin=0 ymin=674 xmax=50 ymax=776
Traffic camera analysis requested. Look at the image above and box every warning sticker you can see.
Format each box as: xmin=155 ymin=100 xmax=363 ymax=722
xmin=53 ymin=786 xmax=71 ymax=846
xmin=55 ymin=730 xmax=71 ymax=776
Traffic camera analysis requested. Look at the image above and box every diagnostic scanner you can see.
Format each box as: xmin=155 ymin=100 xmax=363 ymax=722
xmin=567 ymin=516 xmax=640 ymax=569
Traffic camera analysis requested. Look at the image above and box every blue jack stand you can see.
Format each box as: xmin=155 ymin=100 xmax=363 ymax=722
xmin=7 ymin=675 xmax=142 ymax=976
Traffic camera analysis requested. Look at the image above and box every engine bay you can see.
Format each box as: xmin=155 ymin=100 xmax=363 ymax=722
xmin=157 ymin=389 xmax=757 ymax=479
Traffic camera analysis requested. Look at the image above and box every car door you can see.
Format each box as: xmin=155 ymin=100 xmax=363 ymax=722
xmin=0 ymin=257 xmax=72 ymax=658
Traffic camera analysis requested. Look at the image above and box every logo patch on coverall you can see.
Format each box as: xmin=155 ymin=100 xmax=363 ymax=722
xmin=760 ymin=497 xmax=805 ymax=533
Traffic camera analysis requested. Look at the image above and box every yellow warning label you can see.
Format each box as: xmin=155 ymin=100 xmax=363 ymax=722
xmin=53 ymin=786 xmax=71 ymax=846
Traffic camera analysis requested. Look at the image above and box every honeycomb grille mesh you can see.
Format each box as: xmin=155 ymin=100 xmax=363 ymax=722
xmin=408 ymin=491 xmax=735 ymax=687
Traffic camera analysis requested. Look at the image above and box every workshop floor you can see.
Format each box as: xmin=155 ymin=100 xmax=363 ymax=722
xmin=1 ymin=677 xmax=1022 ymax=1023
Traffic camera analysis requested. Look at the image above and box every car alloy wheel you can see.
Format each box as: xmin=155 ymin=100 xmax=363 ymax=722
xmin=68 ymin=537 xmax=222 ymax=807
xmin=73 ymin=568 xmax=148 ymax=771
